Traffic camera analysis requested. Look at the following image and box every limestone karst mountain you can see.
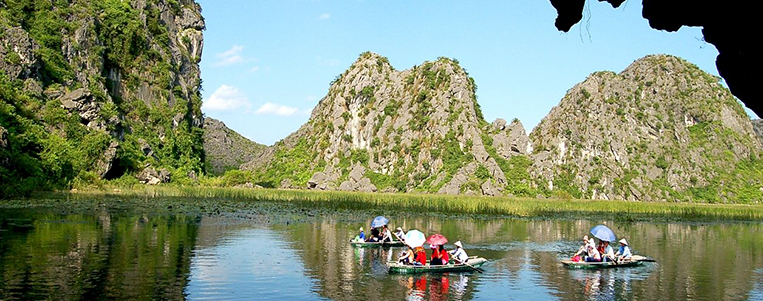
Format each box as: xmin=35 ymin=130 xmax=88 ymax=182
xmin=530 ymin=55 xmax=762 ymax=202
xmin=242 ymin=52 xmax=534 ymax=196
xmin=203 ymin=117 xmax=265 ymax=175
xmin=242 ymin=53 xmax=763 ymax=203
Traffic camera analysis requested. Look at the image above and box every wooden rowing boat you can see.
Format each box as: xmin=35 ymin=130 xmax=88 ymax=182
xmin=349 ymin=240 xmax=406 ymax=247
xmin=561 ymin=255 xmax=654 ymax=269
xmin=387 ymin=257 xmax=487 ymax=274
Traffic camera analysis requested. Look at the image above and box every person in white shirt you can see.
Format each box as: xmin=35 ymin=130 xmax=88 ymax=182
xmin=449 ymin=241 xmax=469 ymax=264
xmin=601 ymin=241 xmax=615 ymax=262
xmin=573 ymin=235 xmax=592 ymax=259
xmin=381 ymin=225 xmax=393 ymax=242
xmin=585 ymin=245 xmax=602 ymax=262
xmin=393 ymin=227 xmax=406 ymax=242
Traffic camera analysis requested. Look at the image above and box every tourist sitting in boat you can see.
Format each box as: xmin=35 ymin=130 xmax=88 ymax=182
xmin=430 ymin=245 xmax=443 ymax=265
xmin=394 ymin=227 xmax=406 ymax=242
xmin=449 ymin=241 xmax=469 ymax=264
xmin=572 ymin=235 xmax=592 ymax=260
xmin=414 ymin=246 xmax=427 ymax=266
xmin=367 ymin=227 xmax=380 ymax=242
xmin=381 ymin=225 xmax=393 ymax=242
xmin=398 ymin=247 xmax=414 ymax=265
xmin=438 ymin=245 xmax=449 ymax=264
xmin=601 ymin=240 xmax=615 ymax=262
xmin=354 ymin=227 xmax=366 ymax=242
xmin=615 ymin=238 xmax=632 ymax=261
xmin=585 ymin=245 xmax=602 ymax=262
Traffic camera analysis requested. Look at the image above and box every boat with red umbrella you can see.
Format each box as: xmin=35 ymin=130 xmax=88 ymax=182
xmin=387 ymin=235 xmax=488 ymax=274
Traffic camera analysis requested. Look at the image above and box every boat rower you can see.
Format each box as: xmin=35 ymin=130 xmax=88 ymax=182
xmin=615 ymin=238 xmax=632 ymax=261
xmin=394 ymin=227 xmax=406 ymax=242
xmin=449 ymin=241 xmax=469 ymax=264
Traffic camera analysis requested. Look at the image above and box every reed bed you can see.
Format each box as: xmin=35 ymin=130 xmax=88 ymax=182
xmin=64 ymin=186 xmax=763 ymax=222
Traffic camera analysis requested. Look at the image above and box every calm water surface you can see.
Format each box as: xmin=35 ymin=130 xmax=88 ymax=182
xmin=1 ymin=199 xmax=762 ymax=300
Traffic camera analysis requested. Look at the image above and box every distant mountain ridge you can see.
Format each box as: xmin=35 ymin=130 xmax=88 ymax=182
xmin=203 ymin=117 xmax=265 ymax=175
xmin=237 ymin=53 xmax=763 ymax=203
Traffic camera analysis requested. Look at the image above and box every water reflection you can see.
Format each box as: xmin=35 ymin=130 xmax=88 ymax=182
xmin=185 ymin=222 xmax=320 ymax=300
xmin=0 ymin=208 xmax=198 ymax=300
xmin=564 ymin=267 xmax=652 ymax=300
xmin=3 ymin=203 xmax=763 ymax=300
xmin=273 ymin=215 xmax=763 ymax=300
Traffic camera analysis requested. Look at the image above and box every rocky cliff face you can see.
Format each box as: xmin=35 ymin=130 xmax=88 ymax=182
xmin=530 ymin=55 xmax=762 ymax=202
xmin=752 ymin=119 xmax=763 ymax=144
xmin=203 ymin=117 xmax=265 ymax=175
xmin=0 ymin=0 xmax=205 ymax=195
xmin=242 ymin=52 xmax=533 ymax=195
xmin=240 ymin=53 xmax=761 ymax=202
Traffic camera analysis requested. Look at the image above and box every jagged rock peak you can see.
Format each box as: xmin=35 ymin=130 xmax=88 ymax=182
xmin=243 ymin=52 xmax=533 ymax=196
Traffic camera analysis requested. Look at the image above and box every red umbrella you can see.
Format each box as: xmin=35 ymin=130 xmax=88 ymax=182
xmin=426 ymin=234 xmax=448 ymax=246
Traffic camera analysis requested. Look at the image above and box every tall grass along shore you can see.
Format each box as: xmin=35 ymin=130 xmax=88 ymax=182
xmin=46 ymin=186 xmax=763 ymax=222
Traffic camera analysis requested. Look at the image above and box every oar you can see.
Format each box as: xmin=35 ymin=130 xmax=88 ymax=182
xmin=462 ymin=260 xmax=484 ymax=273
xmin=458 ymin=257 xmax=484 ymax=273
xmin=393 ymin=231 xmax=404 ymax=243
xmin=631 ymin=255 xmax=657 ymax=262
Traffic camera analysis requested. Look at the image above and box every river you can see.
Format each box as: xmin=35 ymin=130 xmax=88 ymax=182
xmin=1 ymin=198 xmax=761 ymax=300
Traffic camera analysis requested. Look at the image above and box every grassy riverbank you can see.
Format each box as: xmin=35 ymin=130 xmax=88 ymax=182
xmin=52 ymin=186 xmax=763 ymax=222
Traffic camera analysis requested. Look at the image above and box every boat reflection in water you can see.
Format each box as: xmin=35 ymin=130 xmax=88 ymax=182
xmin=567 ymin=266 xmax=653 ymax=300
xmin=397 ymin=274 xmax=472 ymax=301
xmin=4 ymin=202 xmax=763 ymax=300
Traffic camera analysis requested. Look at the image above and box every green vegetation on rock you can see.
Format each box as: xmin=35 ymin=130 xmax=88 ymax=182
xmin=0 ymin=0 xmax=206 ymax=198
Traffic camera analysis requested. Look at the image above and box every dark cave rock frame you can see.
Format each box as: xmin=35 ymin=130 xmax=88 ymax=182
xmin=549 ymin=0 xmax=760 ymax=117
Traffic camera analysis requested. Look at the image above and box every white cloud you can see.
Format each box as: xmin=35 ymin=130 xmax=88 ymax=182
xmin=213 ymin=45 xmax=245 ymax=67
xmin=250 ymin=66 xmax=261 ymax=73
xmin=255 ymin=103 xmax=299 ymax=116
xmin=203 ymin=85 xmax=250 ymax=111
xmin=318 ymin=13 xmax=331 ymax=20
xmin=305 ymin=95 xmax=318 ymax=102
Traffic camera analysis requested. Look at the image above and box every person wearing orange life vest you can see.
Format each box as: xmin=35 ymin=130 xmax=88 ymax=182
xmin=414 ymin=246 xmax=427 ymax=266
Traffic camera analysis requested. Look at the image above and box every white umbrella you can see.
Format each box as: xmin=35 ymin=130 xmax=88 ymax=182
xmin=404 ymin=229 xmax=426 ymax=248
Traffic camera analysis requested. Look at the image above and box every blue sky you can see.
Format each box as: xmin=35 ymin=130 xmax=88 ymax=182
xmin=197 ymin=0 xmax=752 ymax=145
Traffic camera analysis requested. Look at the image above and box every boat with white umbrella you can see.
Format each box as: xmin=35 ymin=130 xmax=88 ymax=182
xmin=387 ymin=231 xmax=487 ymax=274
xmin=562 ymin=224 xmax=656 ymax=269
